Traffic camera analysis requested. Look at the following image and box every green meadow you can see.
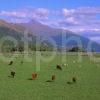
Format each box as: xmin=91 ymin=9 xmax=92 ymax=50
xmin=0 ymin=52 xmax=100 ymax=100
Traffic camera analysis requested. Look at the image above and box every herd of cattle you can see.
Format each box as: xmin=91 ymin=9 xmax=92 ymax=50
xmin=9 ymin=61 xmax=77 ymax=84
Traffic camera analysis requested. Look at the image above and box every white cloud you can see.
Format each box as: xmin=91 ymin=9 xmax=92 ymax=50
xmin=66 ymin=17 xmax=79 ymax=25
xmin=76 ymin=7 xmax=100 ymax=14
xmin=62 ymin=8 xmax=75 ymax=16
xmin=0 ymin=8 xmax=49 ymax=21
xmin=62 ymin=7 xmax=100 ymax=17
xmin=0 ymin=10 xmax=27 ymax=18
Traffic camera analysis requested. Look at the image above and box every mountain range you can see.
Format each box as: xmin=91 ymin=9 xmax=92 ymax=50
xmin=0 ymin=19 xmax=100 ymax=52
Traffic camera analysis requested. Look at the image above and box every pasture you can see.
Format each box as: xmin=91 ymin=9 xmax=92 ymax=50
xmin=0 ymin=52 xmax=100 ymax=100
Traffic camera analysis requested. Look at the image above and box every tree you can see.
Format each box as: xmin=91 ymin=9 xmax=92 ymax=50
xmin=69 ymin=46 xmax=85 ymax=52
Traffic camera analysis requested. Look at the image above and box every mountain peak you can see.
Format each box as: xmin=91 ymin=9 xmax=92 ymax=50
xmin=28 ymin=20 xmax=42 ymax=25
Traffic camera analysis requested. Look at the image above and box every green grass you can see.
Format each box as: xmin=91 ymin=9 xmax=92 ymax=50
xmin=0 ymin=52 xmax=100 ymax=100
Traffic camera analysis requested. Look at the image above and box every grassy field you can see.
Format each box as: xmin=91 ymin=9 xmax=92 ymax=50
xmin=0 ymin=52 xmax=100 ymax=100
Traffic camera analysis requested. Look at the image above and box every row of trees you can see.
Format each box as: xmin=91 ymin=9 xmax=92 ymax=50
xmin=1 ymin=43 xmax=87 ymax=53
xmin=0 ymin=39 xmax=95 ymax=53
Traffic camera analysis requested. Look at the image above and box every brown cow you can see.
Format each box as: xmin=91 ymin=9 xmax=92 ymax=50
xmin=32 ymin=73 xmax=37 ymax=80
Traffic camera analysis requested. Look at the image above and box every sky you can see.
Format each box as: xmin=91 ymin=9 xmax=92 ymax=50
xmin=0 ymin=0 xmax=100 ymax=43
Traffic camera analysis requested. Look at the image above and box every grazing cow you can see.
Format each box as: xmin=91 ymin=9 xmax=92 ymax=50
xmin=11 ymin=71 xmax=16 ymax=78
xmin=32 ymin=73 xmax=37 ymax=80
xmin=72 ymin=77 xmax=77 ymax=83
xmin=9 ymin=61 xmax=13 ymax=65
xmin=52 ymin=75 xmax=55 ymax=81
xmin=56 ymin=65 xmax=62 ymax=70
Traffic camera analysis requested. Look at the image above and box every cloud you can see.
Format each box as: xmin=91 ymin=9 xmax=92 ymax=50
xmin=76 ymin=7 xmax=100 ymax=14
xmin=62 ymin=7 xmax=100 ymax=27
xmin=0 ymin=10 xmax=27 ymax=18
xmin=62 ymin=9 xmax=75 ymax=16
xmin=34 ymin=8 xmax=49 ymax=17
xmin=58 ymin=17 xmax=80 ymax=27
xmin=60 ymin=7 xmax=100 ymax=35
xmin=66 ymin=17 xmax=79 ymax=24
xmin=62 ymin=7 xmax=100 ymax=17
xmin=0 ymin=8 xmax=49 ymax=21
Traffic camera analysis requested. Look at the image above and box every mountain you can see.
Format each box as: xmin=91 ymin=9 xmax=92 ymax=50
xmin=0 ymin=20 xmax=25 ymax=33
xmin=0 ymin=19 xmax=100 ymax=52
xmin=20 ymin=20 xmax=100 ymax=52
xmin=19 ymin=20 xmax=64 ymax=36
xmin=0 ymin=20 xmax=37 ymax=52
